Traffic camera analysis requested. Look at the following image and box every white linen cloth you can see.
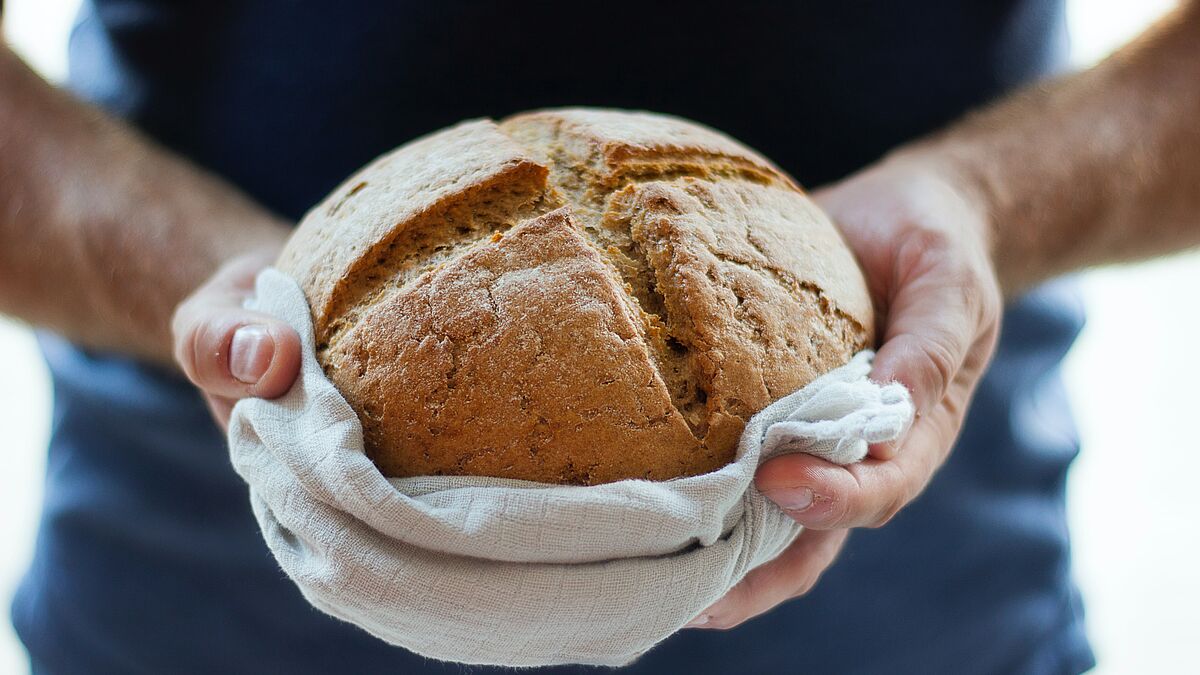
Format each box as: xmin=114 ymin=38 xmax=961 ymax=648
xmin=228 ymin=268 xmax=913 ymax=667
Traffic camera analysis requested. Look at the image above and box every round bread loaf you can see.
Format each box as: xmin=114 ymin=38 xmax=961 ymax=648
xmin=277 ymin=108 xmax=874 ymax=485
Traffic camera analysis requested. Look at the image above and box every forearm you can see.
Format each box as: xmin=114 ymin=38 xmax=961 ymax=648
xmin=0 ymin=44 xmax=290 ymax=364
xmin=894 ymin=1 xmax=1200 ymax=295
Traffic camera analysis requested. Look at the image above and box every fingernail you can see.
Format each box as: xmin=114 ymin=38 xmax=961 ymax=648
xmin=770 ymin=487 xmax=814 ymax=512
xmin=684 ymin=614 xmax=710 ymax=628
xmin=230 ymin=325 xmax=274 ymax=384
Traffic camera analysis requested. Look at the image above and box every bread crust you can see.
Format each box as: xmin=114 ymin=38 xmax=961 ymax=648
xmin=278 ymin=108 xmax=874 ymax=485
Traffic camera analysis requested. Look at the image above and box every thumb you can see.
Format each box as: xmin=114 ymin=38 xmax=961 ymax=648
xmin=173 ymin=306 xmax=301 ymax=401
xmin=172 ymin=254 xmax=301 ymax=402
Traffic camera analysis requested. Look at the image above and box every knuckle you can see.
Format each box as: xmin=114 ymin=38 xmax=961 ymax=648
xmin=869 ymin=493 xmax=908 ymax=528
xmin=866 ymin=462 xmax=915 ymax=528
xmin=978 ymin=282 xmax=1003 ymax=328
xmin=952 ymin=266 xmax=984 ymax=303
xmin=937 ymin=245 xmax=1002 ymax=325
xmin=733 ymin=572 xmax=763 ymax=603
xmin=956 ymin=267 xmax=1001 ymax=326
xmin=792 ymin=570 xmax=821 ymax=597
xmin=915 ymin=335 xmax=957 ymax=399
xmin=901 ymin=223 xmax=955 ymax=256
xmin=893 ymin=226 xmax=954 ymax=281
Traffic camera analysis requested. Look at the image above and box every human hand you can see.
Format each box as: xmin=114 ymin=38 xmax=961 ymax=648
xmin=172 ymin=250 xmax=302 ymax=429
xmin=689 ymin=153 xmax=1003 ymax=629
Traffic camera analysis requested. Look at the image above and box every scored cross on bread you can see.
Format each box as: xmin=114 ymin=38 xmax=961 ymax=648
xmin=277 ymin=108 xmax=873 ymax=485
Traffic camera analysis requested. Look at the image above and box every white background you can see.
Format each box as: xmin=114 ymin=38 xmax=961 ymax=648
xmin=1 ymin=1 xmax=1196 ymax=673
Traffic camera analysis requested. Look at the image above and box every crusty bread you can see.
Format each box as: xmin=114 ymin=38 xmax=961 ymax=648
xmin=278 ymin=108 xmax=874 ymax=485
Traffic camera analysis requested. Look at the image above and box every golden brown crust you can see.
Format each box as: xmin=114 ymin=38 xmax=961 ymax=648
xmin=280 ymin=108 xmax=874 ymax=485
xmin=618 ymin=178 xmax=872 ymax=439
xmin=325 ymin=209 xmax=708 ymax=484
xmin=276 ymin=119 xmax=551 ymax=350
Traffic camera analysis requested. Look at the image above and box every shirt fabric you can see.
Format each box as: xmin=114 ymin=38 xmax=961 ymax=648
xmin=12 ymin=1 xmax=1095 ymax=673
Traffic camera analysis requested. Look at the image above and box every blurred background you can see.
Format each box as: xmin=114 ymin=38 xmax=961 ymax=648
xmin=1 ymin=1 xmax=1196 ymax=673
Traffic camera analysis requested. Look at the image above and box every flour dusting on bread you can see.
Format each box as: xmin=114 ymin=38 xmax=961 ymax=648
xmin=278 ymin=108 xmax=873 ymax=485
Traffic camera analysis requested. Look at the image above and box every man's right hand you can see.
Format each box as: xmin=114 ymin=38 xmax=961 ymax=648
xmin=172 ymin=251 xmax=302 ymax=429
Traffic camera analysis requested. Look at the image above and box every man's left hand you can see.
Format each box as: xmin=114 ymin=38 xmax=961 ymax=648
xmin=689 ymin=153 xmax=1002 ymax=629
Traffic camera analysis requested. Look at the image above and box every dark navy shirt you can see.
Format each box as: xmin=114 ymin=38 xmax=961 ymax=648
xmin=13 ymin=2 xmax=1094 ymax=673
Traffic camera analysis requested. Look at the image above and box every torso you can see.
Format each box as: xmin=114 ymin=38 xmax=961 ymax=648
xmin=14 ymin=2 xmax=1093 ymax=673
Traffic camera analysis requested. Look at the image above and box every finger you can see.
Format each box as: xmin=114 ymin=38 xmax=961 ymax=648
xmin=756 ymin=360 xmax=980 ymax=530
xmin=173 ymin=303 xmax=301 ymax=401
xmin=756 ymin=417 xmax=943 ymax=529
xmin=872 ymin=232 xmax=994 ymax=419
xmin=687 ymin=529 xmax=849 ymax=630
xmin=866 ymin=437 xmax=903 ymax=462
xmin=204 ymin=394 xmax=235 ymax=432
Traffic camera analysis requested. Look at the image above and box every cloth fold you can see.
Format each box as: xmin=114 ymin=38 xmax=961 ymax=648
xmin=228 ymin=268 xmax=913 ymax=667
